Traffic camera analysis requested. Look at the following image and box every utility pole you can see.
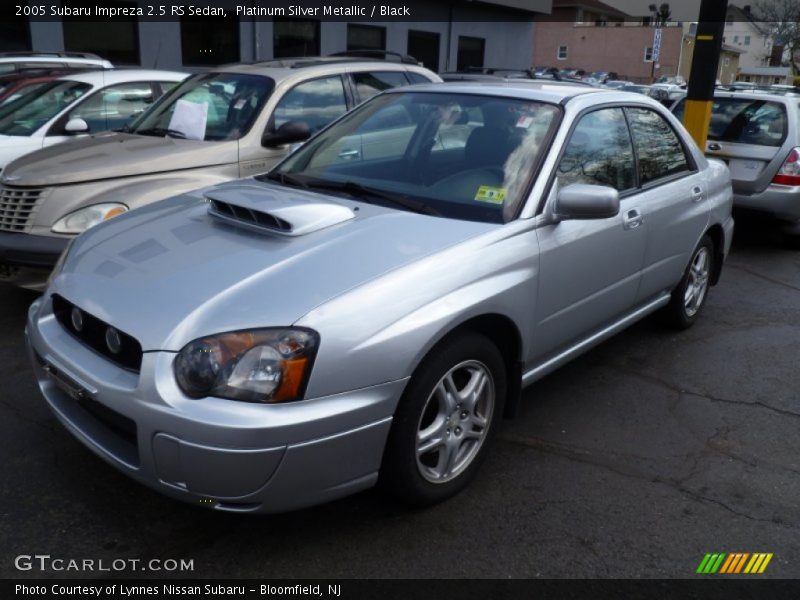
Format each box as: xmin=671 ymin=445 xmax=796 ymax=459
xmin=682 ymin=0 xmax=728 ymax=148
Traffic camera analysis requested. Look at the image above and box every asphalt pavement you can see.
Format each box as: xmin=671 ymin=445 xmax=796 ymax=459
xmin=1 ymin=216 xmax=798 ymax=579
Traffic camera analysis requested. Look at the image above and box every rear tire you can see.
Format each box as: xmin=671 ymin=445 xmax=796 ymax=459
xmin=380 ymin=331 xmax=506 ymax=506
xmin=665 ymin=235 xmax=714 ymax=330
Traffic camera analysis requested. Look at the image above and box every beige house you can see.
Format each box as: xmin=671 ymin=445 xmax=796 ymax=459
xmin=678 ymin=34 xmax=743 ymax=85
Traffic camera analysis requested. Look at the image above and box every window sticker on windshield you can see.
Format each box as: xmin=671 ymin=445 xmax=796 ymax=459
xmin=516 ymin=115 xmax=534 ymax=128
xmin=233 ymin=98 xmax=247 ymax=110
xmin=474 ymin=186 xmax=507 ymax=204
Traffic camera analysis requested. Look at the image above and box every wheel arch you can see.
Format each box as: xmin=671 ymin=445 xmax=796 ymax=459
xmin=411 ymin=313 xmax=524 ymax=420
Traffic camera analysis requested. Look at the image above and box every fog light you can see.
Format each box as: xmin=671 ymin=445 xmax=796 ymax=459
xmin=105 ymin=327 xmax=122 ymax=354
xmin=70 ymin=307 xmax=84 ymax=332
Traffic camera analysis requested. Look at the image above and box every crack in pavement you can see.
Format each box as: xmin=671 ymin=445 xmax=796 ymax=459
xmin=608 ymin=365 xmax=800 ymax=420
xmin=497 ymin=433 xmax=797 ymax=530
xmin=727 ymin=262 xmax=800 ymax=293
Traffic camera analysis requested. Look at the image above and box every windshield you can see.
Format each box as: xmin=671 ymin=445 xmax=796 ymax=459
xmin=0 ymin=80 xmax=91 ymax=136
xmin=268 ymin=91 xmax=560 ymax=223
xmin=130 ymin=72 xmax=274 ymax=141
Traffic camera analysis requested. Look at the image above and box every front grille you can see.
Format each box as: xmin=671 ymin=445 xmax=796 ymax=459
xmin=52 ymin=294 xmax=143 ymax=372
xmin=0 ymin=185 xmax=45 ymax=232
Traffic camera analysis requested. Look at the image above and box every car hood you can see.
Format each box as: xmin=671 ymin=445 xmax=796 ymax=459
xmin=53 ymin=180 xmax=495 ymax=351
xmin=2 ymin=132 xmax=236 ymax=186
xmin=0 ymin=134 xmax=42 ymax=171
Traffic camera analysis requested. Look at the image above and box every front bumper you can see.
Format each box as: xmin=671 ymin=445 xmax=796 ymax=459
xmin=0 ymin=231 xmax=69 ymax=290
xmin=26 ymin=296 xmax=406 ymax=513
xmin=733 ymin=184 xmax=800 ymax=222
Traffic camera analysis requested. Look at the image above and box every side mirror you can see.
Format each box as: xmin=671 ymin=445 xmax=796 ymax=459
xmin=262 ymin=120 xmax=311 ymax=148
xmin=64 ymin=117 xmax=89 ymax=134
xmin=555 ymin=183 xmax=620 ymax=220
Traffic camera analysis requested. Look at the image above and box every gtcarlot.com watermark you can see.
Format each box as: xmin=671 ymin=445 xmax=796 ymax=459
xmin=14 ymin=554 xmax=194 ymax=573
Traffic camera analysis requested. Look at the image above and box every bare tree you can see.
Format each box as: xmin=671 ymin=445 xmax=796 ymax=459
xmin=755 ymin=0 xmax=800 ymax=74
xmin=648 ymin=3 xmax=671 ymax=26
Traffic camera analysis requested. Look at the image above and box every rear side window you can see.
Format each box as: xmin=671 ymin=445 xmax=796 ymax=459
xmin=626 ymin=107 xmax=690 ymax=185
xmin=674 ymin=97 xmax=787 ymax=147
xmin=352 ymin=71 xmax=409 ymax=103
xmin=407 ymin=71 xmax=434 ymax=84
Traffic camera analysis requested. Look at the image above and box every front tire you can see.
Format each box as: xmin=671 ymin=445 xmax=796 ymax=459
xmin=380 ymin=331 xmax=506 ymax=506
xmin=665 ymin=235 xmax=714 ymax=329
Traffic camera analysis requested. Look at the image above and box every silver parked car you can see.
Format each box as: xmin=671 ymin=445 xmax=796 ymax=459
xmin=26 ymin=83 xmax=734 ymax=513
xmin=0 ymin=57 xmax=439 ymax=289
xmin=672 ymin=90 xmax=800 ymax=234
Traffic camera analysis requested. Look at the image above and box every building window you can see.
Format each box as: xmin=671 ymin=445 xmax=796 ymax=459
xmin=347 ymin=24 xmax=386 ymax=51
xmin=407 ymin=30 xmax=440 ymax=72
xmin=273 ymin=19 xmax=320 ymax=58
xmin=557 ymin=45 xmax=568 ymax=60
xmin=457 ymin=36 xmax=485 ymax=70
xmin=775 ymin=76 xmax=782 ymax=84
xmin=723 ymin=57 xmax=730 ymax=67
xmin=181 ymin=16 xmax=240 ymax=66
xmin=744 ymin=35 xmax=751 ymax=45
xmin=644 ymin=46 xmax=653 ymax=62
xmin=62 ymin=1 xmax=139 ymax=64
xmin=0 ymin=6 xmax=31 ymax=52
xmin=733 ymin=35 xmax=739 ymax=43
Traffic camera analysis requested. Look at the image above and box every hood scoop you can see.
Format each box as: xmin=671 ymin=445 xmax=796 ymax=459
xmin=205 ymin=184 xmax=355 ymax=237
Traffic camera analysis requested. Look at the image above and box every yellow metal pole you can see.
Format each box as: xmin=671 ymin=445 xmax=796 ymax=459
xmin=682 ymin=1 xmax=728 ymax=149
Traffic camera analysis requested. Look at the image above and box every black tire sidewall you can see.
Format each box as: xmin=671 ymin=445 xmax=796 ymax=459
xmin=668 ymin=234 xmax=714 ymax=329
xmin=380 ymin=331 xmax=507 ymax=505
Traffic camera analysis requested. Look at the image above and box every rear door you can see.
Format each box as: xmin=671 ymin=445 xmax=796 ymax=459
xmin=625 ymin=106 xmax=709 ymax=301
xmin=673 ymin=96 xmax=789 ymax=194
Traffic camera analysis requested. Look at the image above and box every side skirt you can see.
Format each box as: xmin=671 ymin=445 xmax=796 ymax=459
xmin=521 ymin=293 xmax=671 ymax=389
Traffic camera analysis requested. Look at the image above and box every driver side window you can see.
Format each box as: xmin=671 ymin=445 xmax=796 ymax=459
xmin=557 ymin=107 xmax=635 ymax=192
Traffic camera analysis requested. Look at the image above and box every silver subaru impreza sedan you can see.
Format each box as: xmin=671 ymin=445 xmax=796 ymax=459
xmin=26 ymin=82 xmax=734 ymax=513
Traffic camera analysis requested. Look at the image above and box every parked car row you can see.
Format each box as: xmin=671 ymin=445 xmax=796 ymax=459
xmin=6 ymin=51 xmax=740 ymax=515
xmin=0 ymin=56 xmax=441 ymax=289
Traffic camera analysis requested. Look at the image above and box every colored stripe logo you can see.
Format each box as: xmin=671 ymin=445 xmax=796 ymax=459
xmin=697 ymin=553 xmax=773 ymax=574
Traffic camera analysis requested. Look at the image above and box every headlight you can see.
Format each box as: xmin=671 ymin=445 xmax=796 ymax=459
xmin=46 ymin=238 xmax=74 ymax=289
xmin=51 ymin=203 xmax=128 ymax=234
xmin=174 ymin=328 xmax=319 ymax=403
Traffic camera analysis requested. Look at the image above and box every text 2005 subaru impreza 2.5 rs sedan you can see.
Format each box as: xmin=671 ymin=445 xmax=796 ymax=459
xmin=26 ymin=83 xmax=734 ymax=513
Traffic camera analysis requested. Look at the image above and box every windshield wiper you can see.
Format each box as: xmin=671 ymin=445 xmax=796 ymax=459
xmin=302 ymin=179 xmax=440 ymax=216
xmin=261 ymin=171 xmax=309 ymax=189
xmin=134 ymin=127 xmax=187 ymax=139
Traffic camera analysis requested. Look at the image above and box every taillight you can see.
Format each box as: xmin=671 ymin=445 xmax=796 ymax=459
xmin=772 ymin=147 xmax=800 ymax=186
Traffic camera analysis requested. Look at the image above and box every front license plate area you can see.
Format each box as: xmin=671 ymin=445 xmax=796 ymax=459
xmin=43 ymin=362 xmax=87 ymax=401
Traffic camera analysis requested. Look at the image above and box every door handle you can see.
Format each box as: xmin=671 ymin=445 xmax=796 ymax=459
xmin=707 ymin=142 xmax=721 ymax=151
xmin=338 ymin=149 xmax=359 ymax=159
xmin=623 ymin=209 xmax=643 ymax=230
xmin=691 ymin=185 xmax=705 ymax=203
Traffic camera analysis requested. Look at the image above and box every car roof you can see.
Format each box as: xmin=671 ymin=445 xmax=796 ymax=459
xmin=0 ymin=54 xmax=112 ymax=68
xmin=55 ymin=68 xmax=189 ymax=85
xmin=211 ymin=59 xmax=435 ymax=81
xmin=385 ymin=80 xmax=603 ymax=104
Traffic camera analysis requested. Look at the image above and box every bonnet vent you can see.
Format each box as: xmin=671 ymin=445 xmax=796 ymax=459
xmin=208 ymin=198 xmax=293 ymax=233
xmin=205 ymin=185 xmax=356 ymax=236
